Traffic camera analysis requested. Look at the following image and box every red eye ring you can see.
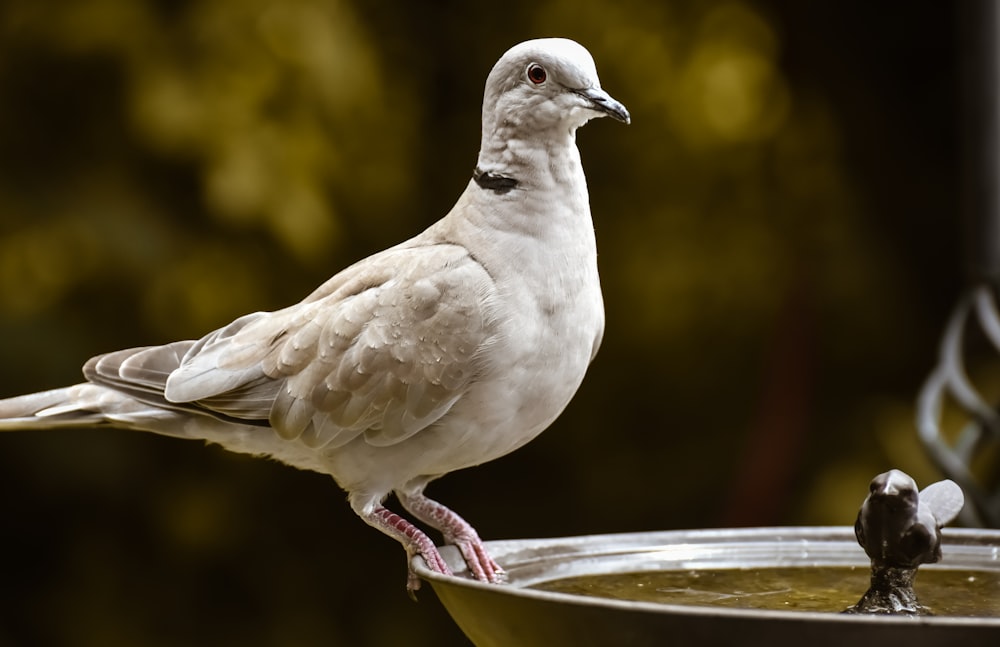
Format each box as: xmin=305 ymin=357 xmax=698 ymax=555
xmin=527 ymin=63 xmax=547 ymax=85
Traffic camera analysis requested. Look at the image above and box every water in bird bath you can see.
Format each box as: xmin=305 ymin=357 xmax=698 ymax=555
xmin=532 ymin=566 xmax=1000 ymax=617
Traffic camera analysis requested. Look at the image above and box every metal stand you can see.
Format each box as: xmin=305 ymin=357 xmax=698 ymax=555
xmin=916 ymin=1 xmax=1000 ymax=527
xmin=917 ymin=285 xmax=1000 ymax=527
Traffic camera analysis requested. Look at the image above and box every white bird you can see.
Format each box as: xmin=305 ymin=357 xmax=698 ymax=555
xmin=0 ymin=38 xmax=629 ymax=590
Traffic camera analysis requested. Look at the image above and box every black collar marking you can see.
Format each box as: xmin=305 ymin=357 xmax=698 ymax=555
xmin=473 ymin=167 xmax=519 ymax=194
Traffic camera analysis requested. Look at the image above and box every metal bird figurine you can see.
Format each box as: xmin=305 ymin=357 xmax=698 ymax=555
xmin=854 ymin=469 xmax=964 ymax=568
xmin=846 ymin=469 xmax=964 ymax=614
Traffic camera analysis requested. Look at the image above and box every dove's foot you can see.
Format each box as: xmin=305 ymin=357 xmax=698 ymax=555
xmin=398 ymin=492 xmax=505 ymax=584
xmin=365 ymin=505 xmax=452 ymax=592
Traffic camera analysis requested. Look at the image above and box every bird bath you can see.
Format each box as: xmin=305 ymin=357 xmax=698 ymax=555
xmin=414 ymin=526 xmax=1000 ymax=647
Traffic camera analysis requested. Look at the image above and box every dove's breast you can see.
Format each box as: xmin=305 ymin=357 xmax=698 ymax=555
xmin=315 ymin=157 xmax=604 ymax=493
xmin=419 ymin=201 xmax=604 ymax=469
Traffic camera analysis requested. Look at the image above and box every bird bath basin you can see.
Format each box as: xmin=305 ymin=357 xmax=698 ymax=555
xmin=414 ymin=526 xmax=1000 ymax=646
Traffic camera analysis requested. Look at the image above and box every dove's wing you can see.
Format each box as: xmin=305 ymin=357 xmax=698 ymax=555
xmin=146 ymin=242 xmax=498 ymax=449
xmin=80 ymin=242 xmax=496 ymax=446
xmin=82 ymin=314 xmax=277 ymax=424
xmin=83 ymin=341 xmax=198 ymax=408
xmin=919 ymin=479 xmax=965 ymax=527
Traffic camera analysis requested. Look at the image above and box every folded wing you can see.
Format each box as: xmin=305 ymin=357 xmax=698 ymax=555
xmin=85 ymin=244 xmax=497 ymax=449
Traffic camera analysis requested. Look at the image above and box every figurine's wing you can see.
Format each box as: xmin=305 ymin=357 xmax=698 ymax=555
xmin=919 ymin=479 xmax=965 ymax=527
xmin=900 ymin=518 xmax=941 ymax=565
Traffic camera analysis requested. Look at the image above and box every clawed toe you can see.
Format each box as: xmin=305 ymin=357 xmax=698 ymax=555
xmin=454 ymin=537 xmax=505 ymax=584
xmin=407 ymin=545 xmax=453 ymax=594
xmin=393 ymin=492 xmax=505 ymax=584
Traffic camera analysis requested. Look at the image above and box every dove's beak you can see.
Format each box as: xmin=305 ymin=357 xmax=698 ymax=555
xmin=575 ymin=87 xmax=631 ymax=124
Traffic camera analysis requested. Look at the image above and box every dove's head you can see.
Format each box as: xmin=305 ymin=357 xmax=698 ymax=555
xmin=481 ymin=38 xmax=630 ymax=138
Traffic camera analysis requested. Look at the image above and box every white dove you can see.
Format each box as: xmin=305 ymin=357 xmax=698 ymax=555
xmin=0 ymin=38 xmax=629 ymax=590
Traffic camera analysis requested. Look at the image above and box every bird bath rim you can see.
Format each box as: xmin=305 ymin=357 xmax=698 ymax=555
xmin=414 ymin=526 xmax=1000 ymax=637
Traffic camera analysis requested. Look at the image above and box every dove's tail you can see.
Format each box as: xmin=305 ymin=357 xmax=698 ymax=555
xmin=0 ymin=384 xmax=175 ymax=433
xmin=0 ymin=385 xmax=115 ymax=430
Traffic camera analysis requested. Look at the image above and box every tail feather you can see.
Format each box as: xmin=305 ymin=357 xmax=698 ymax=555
xmin=1 ymin=381 xmax=306 ymax=467
xmin=0 ymin=383 xmax=172 ymax=431
xmin=0 ymin=383 xmax=227 ymax=441
xmin=0 ymin=385 xmax=108 ymax=430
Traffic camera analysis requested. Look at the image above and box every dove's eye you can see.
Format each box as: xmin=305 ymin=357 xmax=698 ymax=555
xmin=527 ymin=63 xmax=547 ymax=85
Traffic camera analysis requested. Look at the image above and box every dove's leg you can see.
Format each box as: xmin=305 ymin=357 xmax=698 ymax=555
xmin=396 ymin=491 xmax=505 ymax=584
xmin=355 ymin=502 xmax=452 ymax=591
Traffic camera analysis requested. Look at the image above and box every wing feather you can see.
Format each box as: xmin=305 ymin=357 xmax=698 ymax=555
xmin=143 ymin=243 xmax=498 ymax=448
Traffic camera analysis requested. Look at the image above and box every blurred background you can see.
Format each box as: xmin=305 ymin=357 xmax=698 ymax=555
xmin=0 ymin=0 xmax=985 ymax=644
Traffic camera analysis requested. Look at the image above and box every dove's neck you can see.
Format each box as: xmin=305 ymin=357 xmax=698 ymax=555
xmin=476 ymin=123 xmax=585 ymax=188
xmin=462 ymin=145 xmax=589 ymax=256
xmin=440 ymin=125 xmax=598 ymax=293
xmin=472 ymin=124 xmax=592 ymax=225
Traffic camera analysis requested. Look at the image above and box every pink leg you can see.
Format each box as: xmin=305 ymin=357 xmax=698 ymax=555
xmin=361 ymin=504 xmax=451 ymax=591
xmin=397 ymin=492 xmax=505 ymax=584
